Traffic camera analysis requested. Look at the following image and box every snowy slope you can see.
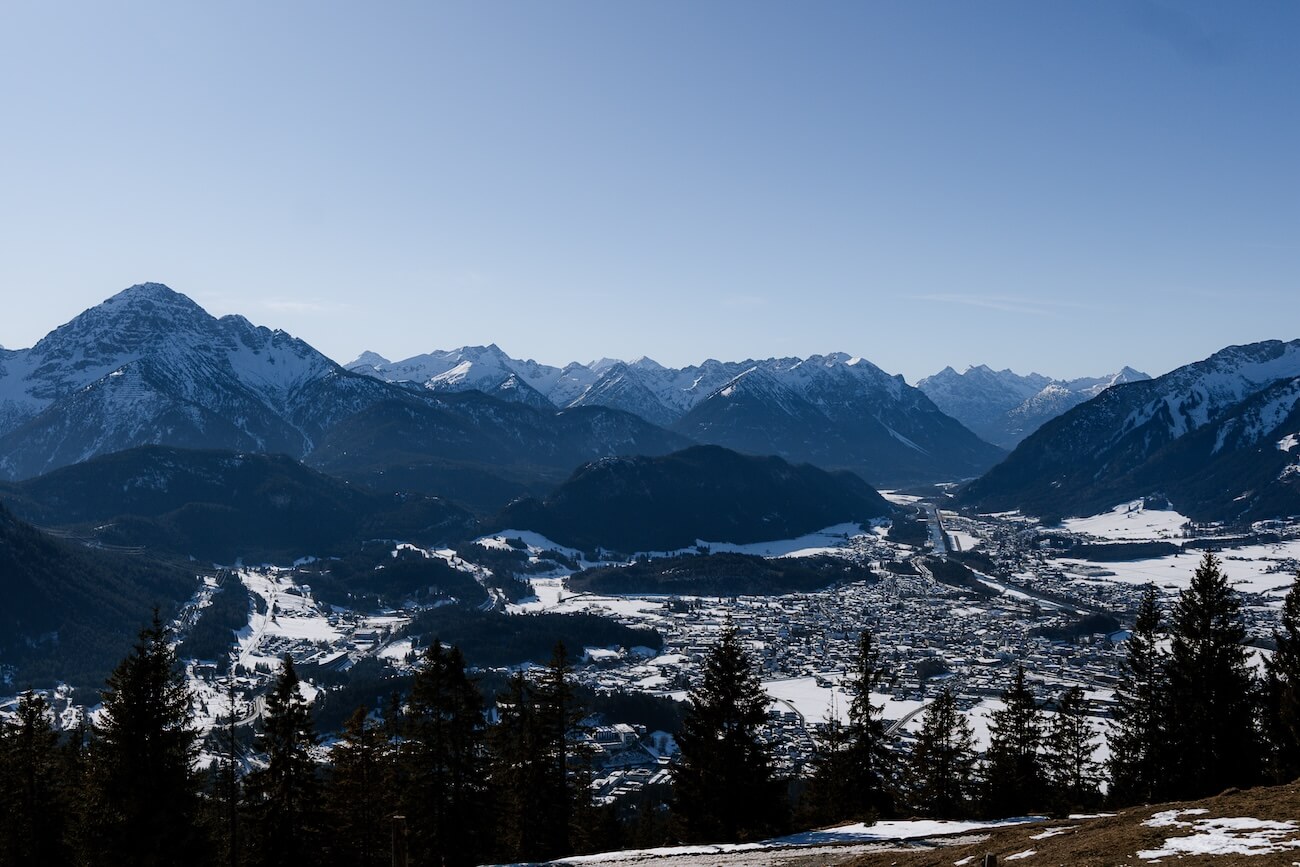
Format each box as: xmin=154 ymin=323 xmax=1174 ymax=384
xmin=963 ymin=340 xmax=1300 ymax=522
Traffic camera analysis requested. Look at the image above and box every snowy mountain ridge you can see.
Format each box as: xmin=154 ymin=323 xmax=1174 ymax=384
xmin=918 ymin=363 xmax=1151 ymax=449
xmin=0 ymin=284 xmax=354 ymax=479
xmin=349 ymin=346 xmax=913 ymax=424
xmin=0 ymin=284 xmax=688 ymax=485
xmin=348 ymin=345 xmax=1005 ymax=485
xmin=962 ymin=339 xmax=1300 ymax=522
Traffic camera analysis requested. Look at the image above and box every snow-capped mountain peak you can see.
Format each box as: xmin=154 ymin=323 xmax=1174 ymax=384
xmin=918 ymin=362 xmax=1149 ymax=449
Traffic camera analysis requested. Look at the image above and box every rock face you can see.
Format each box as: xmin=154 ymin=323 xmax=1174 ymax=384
xmin=961 ymin=340 xmax=1300 ymax=522
xmin=917 ymin=364 xmax=1150 ymax=449
xmin=353 ymin=348 xmax=1005 ymax=486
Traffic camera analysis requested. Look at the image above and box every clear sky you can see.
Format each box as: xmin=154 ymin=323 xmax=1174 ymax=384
xmin=0 ymin=1 xmax=1295 ymax=383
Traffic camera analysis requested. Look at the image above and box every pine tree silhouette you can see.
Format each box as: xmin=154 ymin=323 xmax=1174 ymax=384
xmin=907 ymin=687 xmax=975 ymax=818
xmin=81 ymin=611 xmax=207 ymax=866
xmin=1107 ymin=584 xmax=1170 ymax=805
xmin=1165 ymin=553 xmax=1260 ymax=797
xmin=1265 ymin=572 xmax=1300 ymax=782
xmin=671 ymin=620 xmax=785 ymax=842
xmin=245 ymin=655 xmax=322 ymax=864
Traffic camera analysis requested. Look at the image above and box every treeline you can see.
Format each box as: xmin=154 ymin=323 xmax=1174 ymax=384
xmin=568 ymin=552 xmax=874 ymax=596
xmin=179 ymin=572 xmax=252 ymax=666
xmin=403 ymin=606 xmax=664 ymax=668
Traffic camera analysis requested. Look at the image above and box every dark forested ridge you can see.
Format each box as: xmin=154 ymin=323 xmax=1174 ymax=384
xmin=0 ymin=445 xmax=478 ymax=562
xmin=306 ymin=394 xmax=694 ymax=513
xmin=0 ymin=503 xmax=196 ymax=688
xmin=496 ymin=445 xmax=893 ymax=552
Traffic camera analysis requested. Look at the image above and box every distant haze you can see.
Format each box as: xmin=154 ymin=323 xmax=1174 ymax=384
xmin=0 ymin=1 xmax=1295 ymax=383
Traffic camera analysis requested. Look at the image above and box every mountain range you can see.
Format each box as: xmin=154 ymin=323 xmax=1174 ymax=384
xmin=0 ymin=285 xmax=690 ymax=504
xmin=4 ymin=283 xmax=1297 ymax=528
xmin=917 ymin=365 xmax=1150 ymax=449
xmin=349 ymin=346 xmax=1005 ymax=486
xmin=962 ymin=340 xmax=1300 ymax=522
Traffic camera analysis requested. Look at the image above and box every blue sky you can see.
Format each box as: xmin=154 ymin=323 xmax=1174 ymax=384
xmin=0 ymin=1 xmax=1295 ymax=382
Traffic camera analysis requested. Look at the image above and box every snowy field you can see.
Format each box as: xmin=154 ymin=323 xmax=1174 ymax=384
xmin=1047 ymin=501 xmax=1300 ymax=604
xmin=1055 ymin=541 xmax=1300 ymax=601
xmin=1062 ymin=501 xmax=1191 ymax=541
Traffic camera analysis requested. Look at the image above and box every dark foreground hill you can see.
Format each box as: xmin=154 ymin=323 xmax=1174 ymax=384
xmin=0 ymin=445 xmax=478 ymax=562
xmin=495 ymin=445 xmax=894 ymax=553
xmin=0 ymin=503 xmax=195 ymax=688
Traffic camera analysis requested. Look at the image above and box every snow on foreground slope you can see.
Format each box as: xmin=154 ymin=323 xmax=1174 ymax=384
xmin=489 ymin=818 xmax=1044 ymax=866
xmin=545 ymin=785 xmax=1300 ymax=867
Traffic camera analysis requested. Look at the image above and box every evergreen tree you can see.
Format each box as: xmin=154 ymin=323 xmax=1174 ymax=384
xmin=80 ymin=611 xmax=208 ymax=866
xmin=1165 ymin=552 xmax=1260 ymax=797
xmin=1107 ymin=585 xmax=1170 ymax=805
xmin=404 ymin=640 xmax=490 ymax=867
xmin=244 ymin=655 xmax=322 ymax=865
xmin=906 ymin=687 xmax=976 ymax=818
xmin=535 ymin=642 xmax=586 ymax=856
xmin=799 ymin=708 xmax=851 ymax=826
xmin=491 ymin=672 xmax=547 ymax=860
xmin=1043 ymin=686 xmax=1100 ymax=814
xmin=325 ymin=706 xmax=392 ymax=867
xmin=981 ymin=664 xmax=1044 ymax=817
xmin=802 ymin=628 xmax=895 ymax=823
xmin=0 ymin=691 xmax=73 ymax=865
xmin=1264 ymin=572 xmax=1300 ymax=783
xmin=203 ymin=677 xmax=243 ymax=867
xmin=671 ymin=620 xmax=785 ymax=842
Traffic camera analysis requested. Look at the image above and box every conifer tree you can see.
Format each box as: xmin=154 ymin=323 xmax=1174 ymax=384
xmin=671 ymin=620 xmax=785 ymax=843
xmin=491 ymin=672 xmax=547 ymax=860
xmin=981 ymin=664 xmax=1044 ymax=817
xmin=802 ymin=628 xmax=895 ymax=823
xmin=0 ymin=691 xmax=73 ymax=865
xmin=1165 ymin=552 xmax=1260 ymax=797
xmin=906 ymin=687 xmax=976 ymax=818
xmin=535 ymin=641 xmax=585 ymax=856
xmin=1043 ymin=686 xmax=1100 ymax=813
xmin=326 ymin=706 xmax=392 ymax=867
xmin=1265 ymin=572 xmax=1300 ymax=782
xmin=244 ymin=655 xmax=322 ymax=865
xmin=1107 ymin=585 xmax=1170 ymax=805
xmin=80 ymin=611 xmax=208 ymax=866
xmin=403 ymin=640 xmax=490 ymax=867
xmin=799 ymin=708 xmax=851 ymax=827
xmin=205 ymin=678 xmax=243 ymax=867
